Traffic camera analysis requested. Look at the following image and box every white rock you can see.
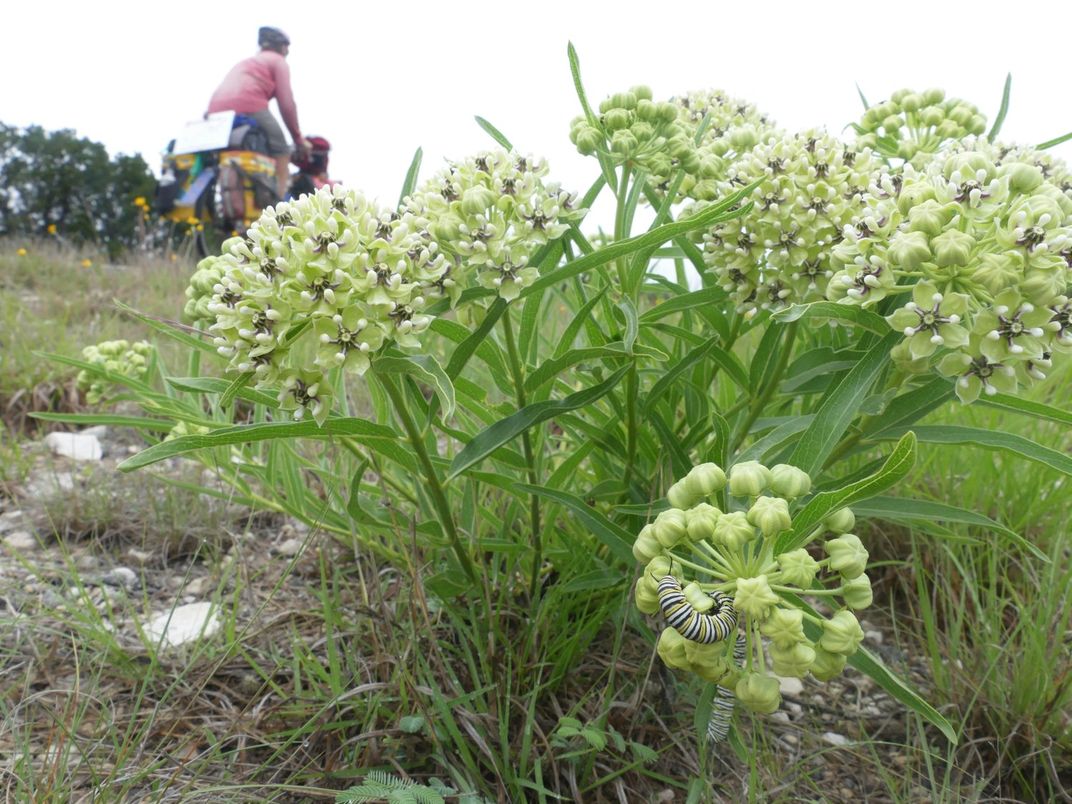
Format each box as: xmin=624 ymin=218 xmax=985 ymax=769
xmin=787 ymin=702 xmax=803 ymax=716
xmin=3 ymin=531 xmax=38 ymax=551
xmin=144 ymin=602 xmax=221 ymax=648
xmin=126 ymin=548 xmax=154 ymax=564
xmin=822 ymin=731 xmax=850 ymax=747
xmin=864 ymin=629 xmax=884 ymax=644
xmin=769 ymin=711 xmax=790 ymax=723
xmin=0 ymin=510 xmax=27 ymax=534
xmin=81 ymin=425 xmax=109 ymax=439
xmin=44 ymin=432 xmax=102 ymax=461
xmin=276 ymin=537 xmax=303 ymax=557
xmin=777 ymin=676 xmax=804 ymax=697
xmin=103 ymin=567 xmax=138 ymax=590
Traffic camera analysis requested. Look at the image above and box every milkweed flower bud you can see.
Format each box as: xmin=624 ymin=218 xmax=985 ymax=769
xmin=775 ymin=548 xmax=820 ymax=587
xmin=728 ymin=461 xmax=772 ymax=497
xmin=769 ymin=464 xmax=811 ymax=499
xmin=824 ymin=533 xmax=869 ymax=579
xmin=685 ymin=642 xmax=735 ymax=683
xmin=683 ymin=582 xmax=715 ymax=612
xmin=760 ymin=607 xmax=806 ymax=648
xmin=824 ymin=508 xmax=856 ymax=534
xmin=685 ymin=503 xmax=722 ymax=541
xmin=810 ymin=645 xmax=849 ymax=681
xmin=734 ymin=575 xmax=780 ymax=620
xmin=841 ymin=573 xmax=874 ymax=610
xmin=770 ymin=641 xmax=816 ymax=678
xmin=632 ymin=525 xmax=662 ymax=563
xmin=657 ymin=627 xmax=690 ymax=671
xmin=642 ymin=556 xmax=672 ymax=589
xmin=736 ymin=672 xmax=781 ymax=714
xmin=820 ymin=610 xmax=865 ymax=656
xmin=712 ymin=511 xmax=756 ymax=550
xmin=747 ymin=496 xmax=792 ymax=536
xmin=635 ymin=581 xmax=661 ymax=615
xmin=652 ymin=508 xmax=689 ymax=548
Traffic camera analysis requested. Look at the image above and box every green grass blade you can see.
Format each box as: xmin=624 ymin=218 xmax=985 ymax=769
xmin=776 ymin=431 xmax=917 ymax=554
xmin=29 ymin=412 xmax=175 ymax=431
xmin=788 ymin=332 xmax=898 ymax=476
xmin=977 ymin=393 xmax=1072 ymax=427
xmin=567 ymin=41 xmax=599 ymax=128
xmin=165 ymin=376 xmax=279 ymax=408
xmin=1037 ymin=131 xmax=1072 ymax=150
xmin=448 ymin=365 xmax=630 ymax=480
xmin=474 ymin=116 xmax=513 ymax=150
xmin=987 ymin=73 xmax=1012 ymax=140
xmin=855 ymin=83 xmax=870 ymax=110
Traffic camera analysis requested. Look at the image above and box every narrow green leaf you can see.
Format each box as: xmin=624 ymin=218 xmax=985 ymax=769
xmin=519 ymin=289 xmax=545 ymax=364
xmin=749 ymin=324 xmax=785 ymax=391
xmin=852 ymin=496 xmax=1046 ymax=562
xmin=875 ymin=424 xmax=1072 ymax=477
xmin=789 ymin=332 xmax=898 ymax=476
xmin=978 ymin=393 xmax=1072 ymax=427
xmin=219 ymin=371 xmax=254 ymax=410
xmin=771 ymin=301 xmax=889 ymax=335
xmin=1037 ymin=131 xmax=1072 ymax=150
xmin=776 ymin=431 xmax=917 ymax=554
xmin=644 ymin=335 xmax=720 ymax=413
xmin=566 ymin=41 xmax=599 ymax=128
xmin=638 ymin=287 xmax=728 ymax=324
xmin=374 ymin=354 xmax=456 ymax=419
xmin=447 ymin=366 xmax=629 ymax=480
xmin=521 ymin=183 xmax=758 ymax=298
xmin=396 ymin=146 xmax=423 ymax=208
xmin=474 ymin=115 xmax=513 ymax=150
xmin=516 ymin=483 xmax=634 ymax=564
xmin=524 ymin=345 xmax=628 ymax=395
xmin=738 ymin=416 xmax=814 ymax=464
xmin=113 ymin=301 xmax=217 ymax=356
xmin=618 ymin=299 xmax=639 ymax=354
xmin=29 ymin=413 xmax=175 ymax=431
xmin=987 ymin=73 xmax=1012 ymax=140
xmin=165 ymin=376 xmax=279 ymax=408
xmin=119 ymin=417 xmax=400 ymax=472
xmin=856 ymin=83 xmax=870 ymax=110
xmin=862 ymin=376 xmax=952 ymax=436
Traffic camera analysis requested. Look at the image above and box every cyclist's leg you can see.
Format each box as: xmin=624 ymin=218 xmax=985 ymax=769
xmin=250 ymin=109 xmax=291 ymax=198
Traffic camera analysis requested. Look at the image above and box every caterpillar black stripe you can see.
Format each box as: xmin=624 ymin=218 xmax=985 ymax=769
xmin=656 ymin=575 xmax=738 ymax=644
xmin=708 ymin=635 xmax=747 ymax=744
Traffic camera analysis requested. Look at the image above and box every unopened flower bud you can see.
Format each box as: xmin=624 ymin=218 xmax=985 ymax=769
xmin=747 ymin=496 xmax=792 ymax=536
xmin=770 ymin=641 xmax=816 ymax=678
xmin=824 ymin=533 xmax=869 ymax=579
xmin=930 ymin=229 xmax=975 ymax=267
xmin=734 ymin=575 xmax=780 ymax=620
xmin=888 ymin=230 xmax=933 ymax=271
xmin=685 ymin=462 xmax=727 ymax=499
xmin=775 ymin=548 xmax=819 ymax=587
xmin=653 ymin=508 xmax=689 ymax=548
xmin=635 ymin=581 xmax=660 ymax=615
xmin=728 ymin=461 xmax=772 ymax=497
xmin=841 ymin=573 xmax=874 ymax=610
xmin=820 ymin=610 xmax=865 ymax=656
xmin=712 ymin=511 xmax=755 ymax=550
xmin=460 ymin=186 xmax=496 ymax=216
xmin=760 ymin=606 xmax=806 ymax=648
xmin=810 ymin=645 xmax=848 ymax=681
xmin=685 ymin=642 xmax=734 ymax=683
xmin=683 ymin=583 xmax=714 ymax=612
xmin=824 ymin=508 xmax=855 ymax=534
xmin=735 ymin=672 xmax=781 ymax=714
xmin=657 ymin=627 xmax=690 ymax=670
xmin=768 ymin=464 xmax=811 ymax=499
xmin=632 ymin=525 xmax=662 ymax=563
xmin=685 ymin=503 xmax=721 ymax=542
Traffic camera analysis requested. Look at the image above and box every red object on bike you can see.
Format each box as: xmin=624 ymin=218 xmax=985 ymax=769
xmin=294 ymin=136 xmax=331 ymax=174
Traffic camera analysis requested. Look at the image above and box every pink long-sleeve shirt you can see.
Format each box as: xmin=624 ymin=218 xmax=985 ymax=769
xmin=207 ymin=50 xmax=302 ymax=144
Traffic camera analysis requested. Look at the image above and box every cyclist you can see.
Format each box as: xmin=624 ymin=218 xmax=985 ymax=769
xmin=207 ymin=26 xmax=310 ymax=198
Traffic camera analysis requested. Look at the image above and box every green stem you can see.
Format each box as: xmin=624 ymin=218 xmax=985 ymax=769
xmin=733 ymin=321 xmax=799 ymax=452
xmin=613 ymin=163 xmax=633 ymax=290
xmin=379 ymin=373 xmax=477 ymax=584
xmin=501 ymin=307 xmax=543 ymax=598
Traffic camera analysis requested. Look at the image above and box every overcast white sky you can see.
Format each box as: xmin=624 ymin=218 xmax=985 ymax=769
xmin=4 ymin=1 xmax=1071 ymax=210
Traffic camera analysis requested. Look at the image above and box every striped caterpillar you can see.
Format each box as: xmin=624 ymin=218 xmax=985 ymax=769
xmin=656 ymin=575 xmax=738 ymax=644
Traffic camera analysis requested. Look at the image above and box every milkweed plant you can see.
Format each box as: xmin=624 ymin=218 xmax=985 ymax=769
xmin=61 ymin=46 xmax=1072 ymax=752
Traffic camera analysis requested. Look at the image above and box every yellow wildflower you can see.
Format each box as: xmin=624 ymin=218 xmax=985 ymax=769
xmin=81 ymin=258 xmax=93 ymax=268
xmin=47 ymin=224 xmax=57 ymax=235
xmin=133 ymin=196 xmax=147 ymax=207
xmin=17 ymin=247 xmax=27 ymax=257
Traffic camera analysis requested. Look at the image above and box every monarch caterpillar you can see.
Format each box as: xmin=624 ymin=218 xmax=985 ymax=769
xmin=708 ymin=635 xmax=747 ymax=744
xmin=656 ymin=575 xmax=738 ymax=644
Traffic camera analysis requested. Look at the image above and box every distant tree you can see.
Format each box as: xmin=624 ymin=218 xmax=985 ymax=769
xmin=0 ymin=123 xmax=155 ymax=258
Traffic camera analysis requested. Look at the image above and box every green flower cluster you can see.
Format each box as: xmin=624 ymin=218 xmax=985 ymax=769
xmin=701 ymin=131 xmax=885 ymax=312
xmin=828 ymin=143 xmax=1072 ymax=402
xmin=184 ymin=254 xmax=228 ymax=325
xmin=668 ymin=89 xmax=777 ymax=201
xmin=205 ymin=185 xmax=448 ymax=423
xmin=633 ymin=460 xmax=868 ymax=715
xmin=569 ymin=86 xmax=687 ymax=176
xmin=77 ymin=339 xmax=154 ymax=404
xmin=403 ymin=150 xmax=578 ymax=301
xmin=853 ymin=88 xmax=987 ymax=164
